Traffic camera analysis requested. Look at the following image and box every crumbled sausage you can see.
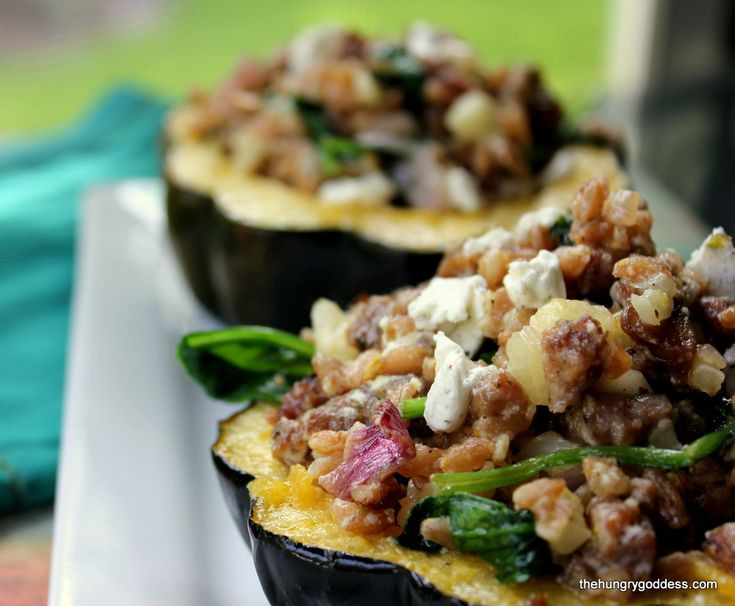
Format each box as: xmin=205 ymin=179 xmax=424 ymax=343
xmin=562 ymin=393 xmax=672 ymax=446
xmin=469 ymin=365 xmax=535 ymax=460
xmin=280 ymin=376 xmax=328 ymax=420
xmin=686 ymin=458 xmax=735 ymax=521
xmin=348 ymin=295 xmax=394 ymax=350
xmin=641 ymin=469 xmax=690 ymax=529
xmin=272 ymin=392 xmax=369 ymax=465
xmin=541 ymin=316 xmax=607 ymax=412
xmin=562 ymin=497 xmax=656 ymax=599
xmin=703 ymin=522 xmax=735 ymax=575
xmin=330 ymin=497 xmax=396 ymax=534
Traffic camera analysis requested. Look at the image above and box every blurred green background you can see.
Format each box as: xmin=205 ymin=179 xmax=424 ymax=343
xmin=2 ymin=0 xmax=610 ymax=134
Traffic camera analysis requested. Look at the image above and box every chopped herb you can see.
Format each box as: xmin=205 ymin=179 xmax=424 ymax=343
xmin=397 ymin=493 xmax=554 ymax=584
xmin=476 ymin=338 xmax=499 ymax=364
xmin=177 ymin=326 xmax=314 ymax=403
xmin=318 ymin=134 xmax=368 ymax=175
xmin=549 ymin=213 xmax=573 ymax=246
xmin=293 ymin=97 xmax=333 ymax=140
xmin=372 ymin=46 xmax=425 ymax=113
xmin=293 ymin=97 xmax=367 ymax=174
xmin=400 ymin=397 xmax=427 ymax=420
xmin=433 ymin=397 xmax=735 ymax=494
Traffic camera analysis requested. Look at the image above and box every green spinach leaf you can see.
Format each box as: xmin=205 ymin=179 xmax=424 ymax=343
xmin=397 ymin=493 xmax=554 ymax=584
xmin=372 ymin=46 xmax=425 ymax=113
xmin=177 ymin=326 xmax=315 ymax=403
xmin=293 ymin=97 xmax=367 ymax=174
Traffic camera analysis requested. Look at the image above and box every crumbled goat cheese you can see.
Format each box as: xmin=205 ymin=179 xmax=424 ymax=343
xmin=423 ymin=332 xmax=487 ymax=432
xmin=503 ymin=249 xmax=566 ymax=309
xmin=445 ymin=166 xmax=482 ymax=212
xmin=406 ymin=21 xmax=475 ymax=67
xmin=317 ymin=172 xmax=395 ymax=206
xmin=287 ymin=24 xmax=345 ymax=73
xmin=515 ymin=207 xmax=565 ymax=236
xmin=462 ymin=227 xmax=517 ymax=257
xmin=408 ymin=275 xmax=488 ymax=355
xmin=687 ymin=227 xmax=735 ymax=298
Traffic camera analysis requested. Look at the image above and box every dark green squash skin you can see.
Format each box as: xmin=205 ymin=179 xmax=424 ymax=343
xmin=212 ymin=450 xmax=470 ymax=606
xmin=166 ymin=181 xmax=221 ymax=315
xmin=166 ymin=179 xmax=442 ymax=333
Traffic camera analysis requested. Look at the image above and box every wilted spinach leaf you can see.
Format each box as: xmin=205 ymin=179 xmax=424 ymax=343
xmin=476 ymin=338 xmax=499 ymax=364
xmin=396 ymin=494 xmax=450 ymax=552
xmin=293 ymin=97 xmax=367 ymax=174
xmin=372 ymin=46 xmax=425 ymax=113
xmin=294 ymin=97 xmax=333 ymax=140
xmin=397 ymin=492 xmax=554 ymax=584
xmin=177 ymin=326 xmax=314 ymax=403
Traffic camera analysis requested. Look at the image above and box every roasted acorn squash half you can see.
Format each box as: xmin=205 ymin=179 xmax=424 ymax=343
xmin=212 ymin=404 xmax=735 ymax=606
xmin=165 ymin=106 xmax=627 ymax=333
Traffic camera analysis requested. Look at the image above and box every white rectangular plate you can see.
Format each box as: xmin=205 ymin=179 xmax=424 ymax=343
xmin=49 ymin=180 xmax=267 ymax=606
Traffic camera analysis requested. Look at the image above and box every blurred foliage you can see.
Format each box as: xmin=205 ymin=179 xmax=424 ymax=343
xmin=1 ymin=0 xmax=609 ymax=133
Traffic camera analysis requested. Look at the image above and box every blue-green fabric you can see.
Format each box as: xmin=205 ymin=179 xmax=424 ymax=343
xmin=0 ymin=88 xmax=169 ymax=513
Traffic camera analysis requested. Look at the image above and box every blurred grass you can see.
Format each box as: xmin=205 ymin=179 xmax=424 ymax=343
xmin=1 ymin=0 xmax=610 ymax=133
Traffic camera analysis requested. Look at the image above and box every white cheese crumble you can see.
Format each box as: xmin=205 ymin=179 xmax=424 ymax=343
xmin=423 ymin=332 xmax=487 ymax=432
xmin=687 ymin=227 xmax=735 ymax=298
xmin=503 ymin=249 xmax=566 ymax=309
xmin=287 ymin=25 xmax=345 ymax=73
xmin=445 ymin=166 xmax=482 ymax=212
xmin=408 ymin=275 xmax=488 ymax=355
xmin=515 ymin=207 xmax=565 ymax=236
xmin=459 ymin=206 xmax=566 ymax=258
xmin=317 ymin=172 xmax=395 ymax=206
xmin=462 ymin=227 xmax=517 ymax=257
xmin=406 ymin=21 xmax=475 ymax=67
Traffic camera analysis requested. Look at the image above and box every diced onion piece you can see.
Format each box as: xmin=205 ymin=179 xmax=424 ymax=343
xmin=596 ymin=369 xmax=652 ymax=395
xmin=310 ymin=298 xmax=359 ymax=361
xmin=648 ymin=419 xmax=682 ymax=450
xmin=444 ymin=90 xmax=498 ymax=143
xmin=689 ymin=344 xmax=727 ymax=396
xmin=517 ymin=431 xmax=578 ymax=461
xmin=630 ymin=288 xmax=673 ymax=326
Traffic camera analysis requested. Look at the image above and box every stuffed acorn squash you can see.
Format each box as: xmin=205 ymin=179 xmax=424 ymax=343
xmin=165 ymin=23 xmax=624 ymax=331
xmin=180 ymin=180 xmax=735 ymax=605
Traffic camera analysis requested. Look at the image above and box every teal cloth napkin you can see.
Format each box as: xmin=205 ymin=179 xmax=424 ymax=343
xmin=0 ymin=87 xmax=169 ymax=513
